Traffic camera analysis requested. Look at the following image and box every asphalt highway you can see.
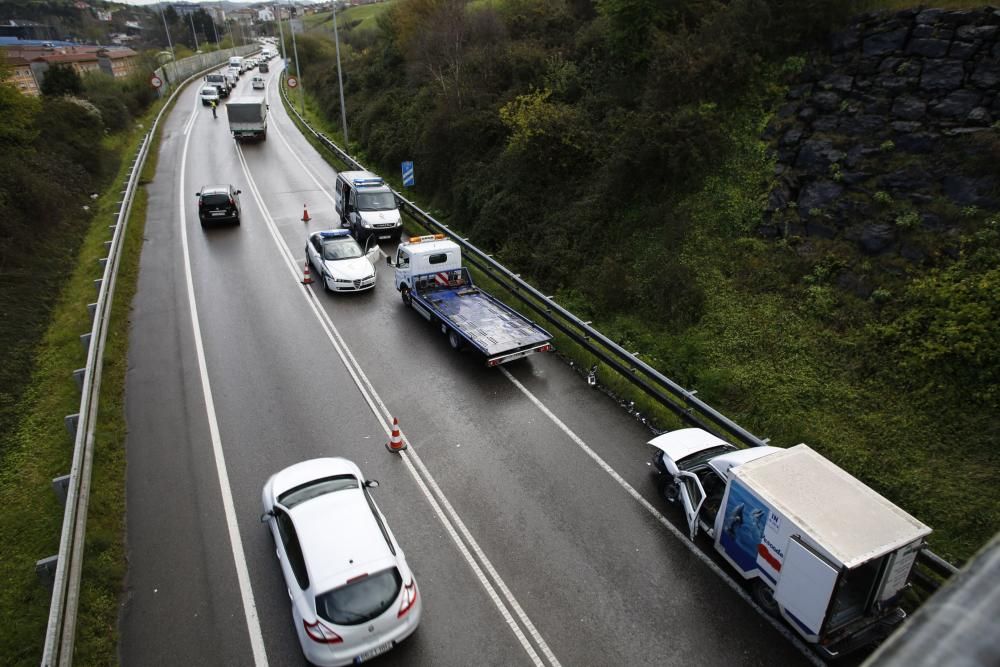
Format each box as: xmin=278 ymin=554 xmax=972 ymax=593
xmin=119 ymin=62 xmax=812 ymax=666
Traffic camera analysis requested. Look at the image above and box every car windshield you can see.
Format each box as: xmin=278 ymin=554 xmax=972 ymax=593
xmin=322 ymin=237 xmax=363 ymax=261
xmin=202 ymin=88 xmax=217 ymax=95
xmin=316 ymin=567 xmax=402 ymax=626
xmin=357 ymin=192 xmax=396 ymax=211
xmin=677 ymin=445 xmax=736 ymax=471
xmin=278 ymin=474 xmax=358 ymax=509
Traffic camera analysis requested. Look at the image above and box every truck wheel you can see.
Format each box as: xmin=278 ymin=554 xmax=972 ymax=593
xmin=447 ymin=329 xmax=463 ymax=351
xmin=400 ymin=287 xmax=411 ymax=306
xmin=752 ymin=580 xmax=780 ymax=617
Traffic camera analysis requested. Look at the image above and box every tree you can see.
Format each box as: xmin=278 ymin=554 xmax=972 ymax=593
xmin=41 ymin=64 xmax=83 ymax=96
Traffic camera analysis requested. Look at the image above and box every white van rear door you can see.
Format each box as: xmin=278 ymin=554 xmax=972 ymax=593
xmin=774 ymin=537 xmax=839 ymax=637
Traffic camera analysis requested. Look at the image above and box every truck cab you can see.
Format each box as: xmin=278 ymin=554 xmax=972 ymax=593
xmin=334 ymin=171 xmax=402 ymax=244
xmin=648 ymin=428 xmax=782 ymax=540
xmin=390 ymin=234 xmax=462 ymax=298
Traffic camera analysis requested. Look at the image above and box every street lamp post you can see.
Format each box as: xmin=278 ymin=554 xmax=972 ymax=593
xmin=332 ymin=1 xmax=349 ymax=149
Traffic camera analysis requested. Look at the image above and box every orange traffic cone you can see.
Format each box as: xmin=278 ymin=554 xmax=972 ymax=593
xmin=385 ymin=417 xmax=407 ymax=453
xmin=301 ymin=261 xmax=314 ymax=285
xmin=302 ymin=204 xmax=311 ymax=222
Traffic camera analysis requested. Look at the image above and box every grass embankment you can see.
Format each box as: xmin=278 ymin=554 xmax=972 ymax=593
xmin=302 ymin=1 xmax=394 ymax=32
xmin=0 ymin=98 xmax=167 ymax=665
xmin=279 ymin=65 xmax=997 ymax=566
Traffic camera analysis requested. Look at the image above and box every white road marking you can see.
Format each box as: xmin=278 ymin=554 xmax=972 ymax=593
xmin=178 ymin=89 xmax=269 ymax=667
xmin=182 ymin=94 xmax=200 ymax=136
xmin=233 ymin=141 xmax=558 ymax=667
xmin=499 ymin=368 xmax=824 ymax=665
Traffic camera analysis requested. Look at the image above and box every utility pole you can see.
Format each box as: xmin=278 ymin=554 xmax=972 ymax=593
xmin=211 ymin=16 xmax=221 ymax=49
xmin=188 ymin=11 xmax=200 ymax=52
xmin=158 ymin=3 xmax=176 ymax=63
xmin=275 ymin=5 xmax=287 ymax=65
xmin=332 ymin=1 xmax=348 ymax=149
xmin=289 ymin=5 xmax=304 ymax=114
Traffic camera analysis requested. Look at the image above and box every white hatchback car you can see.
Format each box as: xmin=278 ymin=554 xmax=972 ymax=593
xmin=305 ymin=229 xmax=378 ymax=292
xmin=261 ymin=458 xmax=421 ymax=667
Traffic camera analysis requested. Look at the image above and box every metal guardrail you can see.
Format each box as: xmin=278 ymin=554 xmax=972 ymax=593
xmin=38 ymin=53 xmax=254 ymax=666
xmin=277 ymin=77 xmax=960 ymax=592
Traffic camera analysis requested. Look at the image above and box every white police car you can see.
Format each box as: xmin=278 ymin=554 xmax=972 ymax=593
xmin=305 ymin=229 xmax=377 ymax=292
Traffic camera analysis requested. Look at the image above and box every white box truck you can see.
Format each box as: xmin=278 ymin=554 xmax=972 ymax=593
xmin=226 ymin=96 xmax=267 ymax=141
xmin=649 ymin=429 xmax=931 ymax=658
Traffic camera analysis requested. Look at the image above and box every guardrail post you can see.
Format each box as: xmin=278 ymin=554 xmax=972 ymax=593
xmin=36 ymin=555 xmax=58 ymax=587
xmin=52 ymin=475 xmax=70 ymax=506
xmin=87 ymin=303 xmax=97 ymax=322
xmin=104 ymin=241 xmax=112 ymax=251
xmin=64 ymin=414 xmax=79 ymax=438
xmin=93 ymin=278 xmax=103 ymax=292
xmin=80 ymin=333 xmax=91 ymax=355
xmin=73 ymin=368 xmax=85 ymax=391
xmin=98 ymin=257 xmax=108 ymax=269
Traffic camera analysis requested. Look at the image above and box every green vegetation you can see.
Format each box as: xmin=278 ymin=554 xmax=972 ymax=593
xmin=0 ymin=58 xmax=168 ymax=664
xmin=289 ymin=0 xmax=999 ymax=563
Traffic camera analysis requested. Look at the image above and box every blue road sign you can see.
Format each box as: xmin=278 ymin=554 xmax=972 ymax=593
xmin=402 ymin=161 xmax=415 ymax=187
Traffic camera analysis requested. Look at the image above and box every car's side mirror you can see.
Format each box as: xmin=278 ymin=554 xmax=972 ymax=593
xmin=195 ymin=193 xmax=201 ymax=197
xmin=259 ymin=509 xmax=274 ymax=523
xmin=236 ymin=190 xmax=242 ymax=195
xmin=385 ymin=256 xmax=392 ymax=266
xmin=365 ymin=480 xmax=380 ymax=489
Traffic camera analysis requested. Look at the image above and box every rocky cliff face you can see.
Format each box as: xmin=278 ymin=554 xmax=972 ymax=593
xmin=762 ymin=7 xmax=1000 ymax=294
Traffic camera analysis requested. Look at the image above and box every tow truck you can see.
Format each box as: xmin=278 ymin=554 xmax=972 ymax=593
xmin=387 ymin=235 xmax=554 ymax=366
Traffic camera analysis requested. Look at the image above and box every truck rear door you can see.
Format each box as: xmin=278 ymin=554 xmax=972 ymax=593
xmin=774 ymin=537 xmax=839 ymax=638
xmin=677 ymin=471 xmax=706 ymax=541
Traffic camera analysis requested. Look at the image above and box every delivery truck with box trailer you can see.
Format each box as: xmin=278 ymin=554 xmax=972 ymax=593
xmin=226 ymin=96 xmax=267 ymax=140
xmin=648 ymin=428 xmax=931 ymax=658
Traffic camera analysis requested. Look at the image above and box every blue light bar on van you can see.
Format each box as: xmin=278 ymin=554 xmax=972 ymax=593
xmin=352 ymin=177 xmax=384 ymax=188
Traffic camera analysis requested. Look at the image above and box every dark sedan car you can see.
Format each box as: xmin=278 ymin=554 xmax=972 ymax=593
xmin=197 ymin=185 xmax=242 ymax=226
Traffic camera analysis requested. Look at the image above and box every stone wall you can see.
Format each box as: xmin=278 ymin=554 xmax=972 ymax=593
xmin=762 ymin=7 xmax=1000 ymax=282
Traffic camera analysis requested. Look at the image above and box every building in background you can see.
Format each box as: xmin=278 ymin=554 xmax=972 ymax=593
xmin=2 ymin=55 xmax=40 ymax=95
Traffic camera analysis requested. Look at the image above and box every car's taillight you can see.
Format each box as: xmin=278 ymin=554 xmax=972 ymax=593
xmin=397 ymin=580 xmax=417 ymax=618
xmin=303 ymin=618 xmax=343 ymax=644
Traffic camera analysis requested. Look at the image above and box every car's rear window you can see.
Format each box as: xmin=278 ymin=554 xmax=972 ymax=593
xmin=279 ymin=474 xmax=358 ymax=509
xmin=201 ymin=193 xmax=230 ymax=206
xmin=316 ymin=567 xmax=402 ymax=626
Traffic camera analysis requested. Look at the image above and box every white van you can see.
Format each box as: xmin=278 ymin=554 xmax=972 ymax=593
xmin=228 ymin=56 xmax=244 ymax=75
xmin=334 ymin=171 xmax=403 ymax=243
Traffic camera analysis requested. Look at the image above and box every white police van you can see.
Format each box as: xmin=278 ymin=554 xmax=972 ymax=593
xmin=334 ymin=171 xmax=402 ymax=244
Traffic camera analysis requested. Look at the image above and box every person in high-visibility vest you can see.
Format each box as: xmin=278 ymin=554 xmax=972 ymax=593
xmin=210 ymin=99 xmax=217 ymax=119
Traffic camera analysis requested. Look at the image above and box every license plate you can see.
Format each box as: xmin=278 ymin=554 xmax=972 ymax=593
xmin=353 ymin=641 xmax=393 ymax=664
xmin=210 ymin=211 xmax=225 ymax=216
xmin=378 ymin=234 xmax=392 ymax=240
